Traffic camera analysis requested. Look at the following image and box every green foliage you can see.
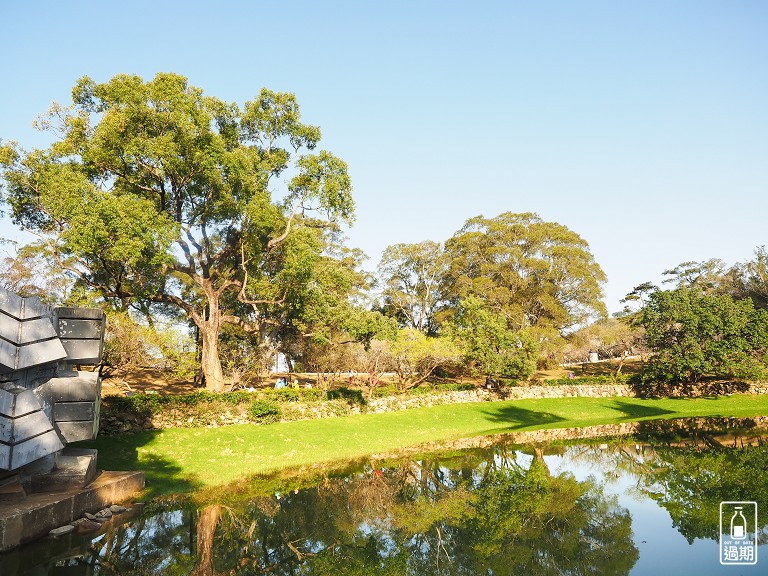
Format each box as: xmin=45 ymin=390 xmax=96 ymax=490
xmin=0 ymin=240 xmax=72 ymax=303
xmin=326 ymin=387 xmax=367 ymax=406
xmin=102 ymin=311 xmax=196 ymax=377
xmin=442 ymin=212 xmax=607 ymax=332
xmin=280 ymin=242 xmax=397 ymax=374
xmin=544 ymin=374 xmax=632 ymax=386
xmin=0 ymin=73 xmax=356 ymax=390
xmin=640 ymin=288 xmax=768 ymax=387
xmin=103 ymin=391 xmax=253 ymax=428
xmin=564 ymin=317 xmax=645 ymax=364
xmin=248 ymin=399 xmax=281 ymax=423
xmin=377 ymin=240 xmax=447 ymax=334
xmin=408 ymin=381 xmax=476 ymax=394
xmin=737 ymin=246 xmax=768 ymax=310
xmin=264 ymin=387 xmax=326 ymax=402
xmin=389 ymin=328 xmax=461 ymax=391
xmin=450 ymin=295 xmax=538 ymax=380
xmin=661 ymin=258 xmax=733 ymax=294
xmin=642 ymin=439 xmax=768 ymax=543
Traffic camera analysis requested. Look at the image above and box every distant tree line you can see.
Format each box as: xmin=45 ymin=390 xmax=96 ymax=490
xmin=1 ymin=73 xmax=766 ymax=394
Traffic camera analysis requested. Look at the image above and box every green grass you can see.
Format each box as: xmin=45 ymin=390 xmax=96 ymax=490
xmin=82 ymin=393 xmax=768 ymax=498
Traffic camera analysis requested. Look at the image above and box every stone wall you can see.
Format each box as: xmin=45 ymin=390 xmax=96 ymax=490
xmin=365 ymin=384 xmax=634 ymax=414
xmin=100 ymin=382 xmax=768 ymax=434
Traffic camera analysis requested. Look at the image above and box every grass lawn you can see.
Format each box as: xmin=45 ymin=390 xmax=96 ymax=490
xmin=83 ymin=393 xmax=768 ymax=498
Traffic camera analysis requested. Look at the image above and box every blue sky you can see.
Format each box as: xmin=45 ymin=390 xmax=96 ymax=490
xmin=1 ymin=1 xmax=766 ymax=312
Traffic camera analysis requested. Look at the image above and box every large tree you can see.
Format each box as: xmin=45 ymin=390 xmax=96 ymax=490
xmin=442 ymin=212 xmax=607 ymax=334
xmin=450 ymin=295 xmax=538 ymax=381
xmin=640 ymin=287 xmax=768 ymax=387
xmin=0 ymin=73 xmax=354 ymax=390
xmin=377 ymin=240 xmax=447 ymax=334
xmin=736 ymin=246 xmax=768 ymax=309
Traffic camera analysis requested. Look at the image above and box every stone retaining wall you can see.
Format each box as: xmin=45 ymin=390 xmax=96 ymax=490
xmin=100 ymin=382 xmax=768 ymax=434
xmin=366 ymin=384 xmax=634 ymax=414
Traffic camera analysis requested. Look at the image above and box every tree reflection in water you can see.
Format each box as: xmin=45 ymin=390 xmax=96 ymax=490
xmin=17 ymin=447 xmax=636 ymax=575
xmin=7 ymin=417 xmax=768 ymax=575
xmin=633 ymin=418 xmax=768 ymax=545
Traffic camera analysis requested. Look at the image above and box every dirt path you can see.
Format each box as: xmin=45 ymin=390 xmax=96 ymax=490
xmin=99 ymin=360 xmax=641 ymax=397
xmin=101 ymin=368 xmax=199 ymax=396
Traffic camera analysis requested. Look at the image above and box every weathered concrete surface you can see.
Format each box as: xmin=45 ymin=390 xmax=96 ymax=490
xmin=0 ymin=503 xmax=145 ymax=574
xmin=30 ymin=448 xmax=99 ymax=493
xmin=0 ymin=470 xmax=144 ymax=552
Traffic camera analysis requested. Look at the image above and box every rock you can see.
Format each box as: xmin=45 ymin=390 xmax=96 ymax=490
xmin=49 ymin=525 xmax=75 ymax=536
xmin=84 ymin=512 xmax=103 ymax=522
xmin=110 ymin=504 xmax=127 ymax=513
xmin=95 ymin=508 xmax=113 ymax=519
xmin=76 ymin=519 xmax=103 ymax=533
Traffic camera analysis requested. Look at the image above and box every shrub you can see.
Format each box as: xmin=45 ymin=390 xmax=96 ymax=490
xmin=409 ymin=382 xmax=476 ymax=395
xmin=327 ymin=387 xmax=367 ymax=406
xmin=264 ymin=387 xmax=326 ymax=403
xmin=370 ymin=384 xmax=398 ymax=398
xmin=248 ymin=399 xmax=282 ymax=424
xmin=544 ymin=374 xmax=631 ymax=386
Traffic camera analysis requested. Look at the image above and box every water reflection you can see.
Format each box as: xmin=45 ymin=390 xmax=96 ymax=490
xmin=2 ymin=417 xmax=767 ymax=575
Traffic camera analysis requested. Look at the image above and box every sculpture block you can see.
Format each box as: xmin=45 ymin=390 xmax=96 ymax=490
xmin=0 ymin=286 xmax=106 ymax=479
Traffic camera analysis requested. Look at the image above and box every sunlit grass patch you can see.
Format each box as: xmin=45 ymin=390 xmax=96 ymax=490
xmin=80 ymin=393 xmax=768 ymax=499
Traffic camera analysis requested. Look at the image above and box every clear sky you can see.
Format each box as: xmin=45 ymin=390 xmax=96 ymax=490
xmin=1 ymin=1 xmax=766 ymax=312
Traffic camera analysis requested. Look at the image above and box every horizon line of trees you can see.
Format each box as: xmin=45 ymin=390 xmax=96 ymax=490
xmin=1 ymin=73 xmax=766 ymax=393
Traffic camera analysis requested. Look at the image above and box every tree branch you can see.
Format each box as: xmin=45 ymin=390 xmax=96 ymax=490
xmin=266 ymin=208 xmax=298 ymax=250
xmin=237 ymin=241 xmax=288 ymax=306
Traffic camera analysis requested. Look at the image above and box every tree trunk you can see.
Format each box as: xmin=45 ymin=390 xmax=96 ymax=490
xmin=191 ymin=505 xmax=222 ymax=576
xmin=197 ymin=288 xmax=225 ymax=392
xmin=532 ymin=446 xmax=551 ymax=476
xmin=200 ymin=325 xmax=225 ymax=392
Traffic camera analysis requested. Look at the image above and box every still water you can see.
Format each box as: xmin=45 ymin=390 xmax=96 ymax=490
xmin=2 ymin=418 xmax=767 ymax=575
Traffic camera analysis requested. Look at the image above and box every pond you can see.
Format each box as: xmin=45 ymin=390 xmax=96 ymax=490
xmin=2 ymin=417 xmax=767 ymax=575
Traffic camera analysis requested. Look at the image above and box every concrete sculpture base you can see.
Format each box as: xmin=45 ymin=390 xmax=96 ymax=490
xmin=0 ymin=469 xmax=144 ymax=551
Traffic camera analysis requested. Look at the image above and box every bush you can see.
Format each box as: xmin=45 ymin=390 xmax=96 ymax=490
xmin=248 ymin=399 xmax=282 ymax=424
xmin=264 ymin=387 xmax=326 ymax=403
xmin=409 ymin=382 xmax=476 ymax=395
xmin=327 ymin=387 xmax=367 ymax=406
xmin=537 ymin=356 xmax=559 ymax=370
xmin=544 ymin=374 xmax=631 ymax=386
xmin=370 ymin=384 xmax=398 ymax=398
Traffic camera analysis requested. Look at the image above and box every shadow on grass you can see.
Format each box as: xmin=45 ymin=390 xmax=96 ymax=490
xmin=610 ymin=400 xmax=678 ymax=420
xmin=74 ymin=431 xmax=204 ymax=500
xmin=482 ymin=404 xmax=567 ymax=430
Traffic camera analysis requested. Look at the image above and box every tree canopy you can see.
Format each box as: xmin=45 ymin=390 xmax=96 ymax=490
xmin=639 ymin=287 xmax=768 ymax=387
xmin=441 ymin=212 xmax=607 ymax=333
xmin=377 ymin=240 xmax=446 ymax=335
xmin=0 ymin=73 xmax=360 ymax=390
xmin=449 ymin=295 xmax=538 ymax=380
